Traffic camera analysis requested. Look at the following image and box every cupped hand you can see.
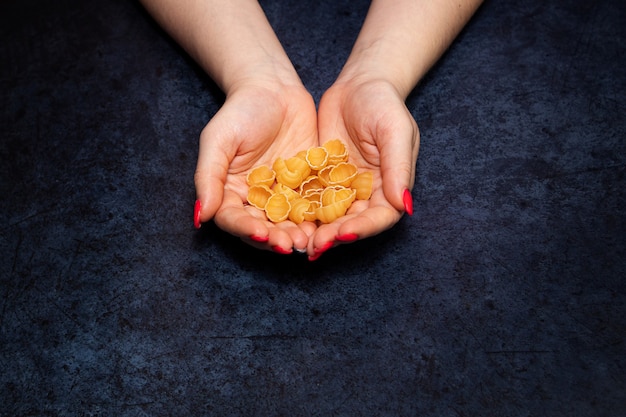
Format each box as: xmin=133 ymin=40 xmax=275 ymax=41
xmin=194 ymin=81 xmax=319 ymax=254
xmin=309 ymin=78 xmax=420 ymax=257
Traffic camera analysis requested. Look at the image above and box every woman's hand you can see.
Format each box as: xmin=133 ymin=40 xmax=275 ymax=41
xmin=195 ymin=81 xmax=319 ymax=254
xmin=138 ymin=0 xmax=322 ymax=253
xmin=304 ymin=0 xmax=483 ymax=259
xmin=308 ymin=77 xmax=419 ymax=258
xmin=140 ymin=0 xmax=483 ymax=257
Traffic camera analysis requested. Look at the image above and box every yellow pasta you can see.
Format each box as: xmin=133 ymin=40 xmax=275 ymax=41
xmin=315 ymin=197 xmax=354 ymax=224
xmin=288 ymin=197 xmax=313 ymax=224
xmin=351 ymin=171 xmax=373 ymax=200
xmin=303 ymin=201 xmax=320 ymax=222
xmin=247 ymin=185 xmax=273 ymax=210
xmin=264 ymin=193 xmax=291 ymax=223
xmin=316 ymin=165 xmax=333 ymax=188
xmin=328 ymin=162 xmax=358 ymax=187
xmin=272 ymin=183 xmax=300 ymax=201
xmin=321 ymin=186 xmax=356 ymax=206
xmin=320 ymin=186 xmax=341 ymax=206
xmin=245 ymin=140 xmax=373 ymax=225
xmin=300 ymin=175 xmax=324 ymax=195
xmin=273 ymin=156 xmax=311 ymax=189
xmin=305 ymin=147 xmax=329 ymax=171
xmin=322 ymin=139 xmax=349 ymax=165
xmin=246 ymin=165 xmax=275 ymax=187
xmin=302 ymin=190 xmax=322 ymax=203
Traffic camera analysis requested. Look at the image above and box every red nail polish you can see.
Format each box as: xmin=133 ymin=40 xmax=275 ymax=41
xmin=250 ymin=235 xmax=269 ymax=243
xmin=308 ymin=252 xmax=323 ymax=262
xmin=194 ymin=200 xmax=202 ymax=229
xmin=315 ymin=240 xmax=334 ymax=254
xmin=336 ymin=233 xmax=358 ymax=242
xmin=272 ymin=245 xmax=292 ymax=255
xmin=402 ymin=188 xmax=413 ymax=216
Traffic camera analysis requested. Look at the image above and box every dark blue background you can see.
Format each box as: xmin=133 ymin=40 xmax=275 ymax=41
xmin=1 ymin=0 xmax=625 ymax=415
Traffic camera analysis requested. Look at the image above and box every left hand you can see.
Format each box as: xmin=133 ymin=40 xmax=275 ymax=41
xmin=308 ymin=77 xmax=420 ymax=258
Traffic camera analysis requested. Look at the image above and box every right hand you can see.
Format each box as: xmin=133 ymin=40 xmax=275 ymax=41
xmin=194 ymin=81 xmax=319 ymax=254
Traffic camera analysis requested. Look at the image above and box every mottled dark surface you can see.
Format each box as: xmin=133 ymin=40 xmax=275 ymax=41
xmin=1 ymin=0 xmax=625 ymax=415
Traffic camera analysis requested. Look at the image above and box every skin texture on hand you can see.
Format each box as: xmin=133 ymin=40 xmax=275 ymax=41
xmin=139 ymin=0 xmax=484 ymax=256
xmin=139 ymin=0 xmax=319 ymax=252
xmin=195 ymin=82 xmax=319 ymax=253
xmin=311 ymin=78 xmax=419 ymax=255
xmin=305 ymin=0 xmax=483 ymax=257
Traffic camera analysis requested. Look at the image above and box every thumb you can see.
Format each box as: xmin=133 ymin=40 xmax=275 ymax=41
xmin=379 ymin=121 xmax=419 ymax=215
xmin=193 ymin=127 xmax=234 ymax=227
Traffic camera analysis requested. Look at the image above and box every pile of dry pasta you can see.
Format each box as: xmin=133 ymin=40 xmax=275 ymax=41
xmin=246 ymin=139 xmax=373 ymax=224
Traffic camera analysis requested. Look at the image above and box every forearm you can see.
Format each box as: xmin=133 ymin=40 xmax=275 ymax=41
xmin=139 ymin=0 xmax=301 ymax=93
xmin=338 ymin=0 xmax=483 ymax=98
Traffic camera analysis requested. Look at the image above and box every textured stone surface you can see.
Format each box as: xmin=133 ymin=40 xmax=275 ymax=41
xmin=1 ymin=0 xmax=625 ymax=415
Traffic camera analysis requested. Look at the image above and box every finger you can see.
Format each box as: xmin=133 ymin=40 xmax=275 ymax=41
xmin=378 ymin=113 xmax=420 ymax=214
xmin=307 ymin=200 xmax=402 ymax=258
xmin=308 ymin=221 xmax=341 ymax=257
xmin=260 ymin=222 xmax=299 ymax=254
xmin=214 ymin=190 xmax=270 ymax=241
xmin=297 ymin=221 xmax=317 ymax=240
xmin=273 ymin=221 xmax=312 ymax=253
xmin=337 ymin=205 xmax=402 ymax=241
xmin=194 ymin=127 xmax=237 ymax=225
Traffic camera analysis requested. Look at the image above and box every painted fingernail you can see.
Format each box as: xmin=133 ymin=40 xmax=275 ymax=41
xmin=315 ymin=241 xmax=334 ymax=254
xmin=402 ymin=188 xmax=413 ymax=216
xmin=308 ymin=252 xmax=323 ymax=262
xmin=250 ymin=234 xmax=269 ymax=243
xmin=336 ymin=233 xmax=358 ymax=242
xmin=308 ymin=241 xmax=334 ymax=261
xmin=194 ymin=200 xmax=202 ymax=229
xmin=272 ymin=245 xmax=293 ymax=255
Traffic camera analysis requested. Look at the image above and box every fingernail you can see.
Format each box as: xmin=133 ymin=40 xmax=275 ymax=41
xmin=315 ymin=241 xmax=334 ymax=254
xmin=336 ymin=233 xmax=358 ymax=242
xmin=402 ymin=188 xmax=413 ymax=216
xmin=272 ymin=245 xmax=293 ymax=255
xmin=194 ymin=200 xmax=202 ymax=229
xmin=308 ymin=252 xmax=323 ymax=262
xmin=308 ymin=241 xmax=334 ymax=261
xmin=250 ymin=234 xmax=269 ymax=243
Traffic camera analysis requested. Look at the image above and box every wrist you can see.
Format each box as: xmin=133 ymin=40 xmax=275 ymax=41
xmin=222 ymin=56 xmax=304 ymax=96
xmin=335 ymin=40 xmax=420 ymax=100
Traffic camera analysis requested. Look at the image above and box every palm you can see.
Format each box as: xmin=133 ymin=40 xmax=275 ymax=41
xmin=223 ymin=87 xmax=317 ymax=197
xmin=311 ymin=80 xmax=419 ymax=251
xmin=196 ymin=84 xmax=319 ymax=252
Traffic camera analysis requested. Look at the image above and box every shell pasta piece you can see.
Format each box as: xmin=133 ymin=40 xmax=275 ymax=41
xmin=322 ymin=139 xmax=348 ymax=165
xmin=264 ymin=193 xmax=291 ymax=223
xmin=300 ymin=175 xmax=324 ymax=195
xmin=316 ymin=165 xmax=333 ymax=188
xmin=272 ymin=183 xmax=300 ymax=201
xmin=317 ymin=187 xmax=356 ymax=223
xmin=247 ymin=185 xmax=273 ymax=210
xmin=302 ymin=190 xmax=322 ymax=203
xmin=245 ymin=140 xmax=372 ymax=225
xmin=273 ymin=157 xmax=311 ymax=189
xmin=288 ymin=197 xmax=313 ymax=224
xmin=315 ymin=198 xmax=353 ymax=223
xmin=305 ymin=147 xmax=329 ymax=171
xmin=246 ymin=165 xmax=275 ymax=187
xmin=328 ymin=162 xmax=358 ymax=187
xmin=303 ymin=201 xmax=320 ymax=222
xmin=351 ymin=171 xmax=373 ymax=200
xmin=321 ymin=186 xmax=356 ymax=206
